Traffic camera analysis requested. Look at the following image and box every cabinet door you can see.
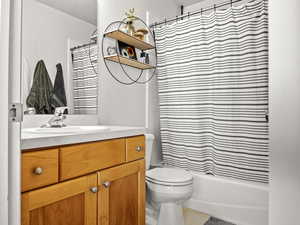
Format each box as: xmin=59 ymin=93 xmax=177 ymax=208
xmin=98 ymin=159 xmax=145 ymax=225
xmin=22 ymin=173 xmax=98 ymax=225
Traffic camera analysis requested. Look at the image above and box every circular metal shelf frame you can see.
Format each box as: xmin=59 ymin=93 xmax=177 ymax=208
xmin=102 ymin=17 xmax=157 ymax=85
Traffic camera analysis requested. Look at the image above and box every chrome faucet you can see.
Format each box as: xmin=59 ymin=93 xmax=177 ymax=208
xmin=41 ymin=107 xmax=68 ymax=128
xmin=24 ymin=107 xmax=36 ymax=115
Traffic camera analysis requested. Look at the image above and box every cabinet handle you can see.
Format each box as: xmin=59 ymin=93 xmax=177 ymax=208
xmin=90 ymin=186 xmax=98 ymax=193
xmin=135 ymin=146 xmax=143 ymax=152
xmin=102 ymin=181 xmax=111 ymax=188
xmin=33 ymin=167 xmax=43 ymax=175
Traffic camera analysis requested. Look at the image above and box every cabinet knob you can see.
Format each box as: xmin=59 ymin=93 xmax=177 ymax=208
xmin=33 ymin=167 xmax=43 ymax=175
xmin=90 ymin=186 xmax=98 ymax=193
xmin=135 ymin=146 xmax=143 ymax=152
xmin=102 ymin=181 xmax=111 ymax=188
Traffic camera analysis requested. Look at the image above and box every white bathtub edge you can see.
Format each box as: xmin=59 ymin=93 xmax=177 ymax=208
xmin=185 ymin=199 xmax=268 ymax=225
xmin=183 ymin=172 xmax=269 ymax=225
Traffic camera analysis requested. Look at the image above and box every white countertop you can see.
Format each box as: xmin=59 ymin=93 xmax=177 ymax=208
xmin=21 ymin=126 xmax=146 ymax=150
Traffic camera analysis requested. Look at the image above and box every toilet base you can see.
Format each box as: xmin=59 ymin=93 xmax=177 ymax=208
xmin=158 ymin=202 xmax=184 ymax=225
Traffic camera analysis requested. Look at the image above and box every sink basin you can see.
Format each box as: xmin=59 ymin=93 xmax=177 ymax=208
xmin=23 ymin=126 xmax=110 ymax=135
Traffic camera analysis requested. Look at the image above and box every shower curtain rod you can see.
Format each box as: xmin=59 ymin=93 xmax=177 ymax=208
xmin=70 ymin=41 xmax=97 ymax=51
xmin=150 ymin=0 xmax=243 ymax=28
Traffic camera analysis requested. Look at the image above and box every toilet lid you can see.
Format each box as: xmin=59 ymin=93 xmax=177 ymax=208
xmin=146 ymin=168 xmax=193 ymax=185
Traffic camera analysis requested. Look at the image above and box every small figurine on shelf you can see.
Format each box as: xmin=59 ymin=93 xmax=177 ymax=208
xmin=140 ymin=51 xmax=150 ymax=64
xmin=124 ymin=8 xmax=136 ymax=36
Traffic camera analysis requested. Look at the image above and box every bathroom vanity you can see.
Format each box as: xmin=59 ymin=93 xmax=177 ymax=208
xmin=21 ymin=126 xmax=146 ymax=225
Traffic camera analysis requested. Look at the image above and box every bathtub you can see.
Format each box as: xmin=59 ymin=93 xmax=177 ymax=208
xmin=184 ymin=172 xmax=269 ymax=225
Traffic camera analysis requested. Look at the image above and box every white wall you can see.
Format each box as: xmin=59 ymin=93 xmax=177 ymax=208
xmin=0 ymin=0 xmax=9 ymax=223
xmin=269 ymin=1 xmax=300 ymax=225
xmin=22 ymin=0 xmax=96 ymax=108
xmin=8 ymin=0 xmax=23 ymax=224
xmin=98 ymin=0 xmax=179 ymax=164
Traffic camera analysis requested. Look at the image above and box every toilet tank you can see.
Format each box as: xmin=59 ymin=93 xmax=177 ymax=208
xmin=145 ymin=134 xmax=155 ymax=170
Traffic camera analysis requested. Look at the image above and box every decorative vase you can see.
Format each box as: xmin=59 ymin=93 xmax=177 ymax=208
xmin=125 ymin=21 xmax=135 ymax=36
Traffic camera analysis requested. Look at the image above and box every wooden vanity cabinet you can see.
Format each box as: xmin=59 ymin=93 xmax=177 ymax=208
xmin=59 ymin=138 xmax=126 ymax=181
xmin=21 ymin=149 xmax=59 ymax=192
xmin=22 ymin=173 xmax=98 ymax=225
xmin=21 ymin=135 xmax=145 ymax=225
xmin=98 ymin=160 xmax=145 ymax=225
xmin=126 ymin=135 xmax=145 ymax=162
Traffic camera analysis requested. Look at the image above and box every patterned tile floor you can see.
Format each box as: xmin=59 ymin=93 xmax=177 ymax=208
xmin=147 ymin=206 xmax=235 ymax=225
xmin=204 ymin=217 xmax=236 ymax=225
xmin=183 ymin=208 xmax=210 ymax=225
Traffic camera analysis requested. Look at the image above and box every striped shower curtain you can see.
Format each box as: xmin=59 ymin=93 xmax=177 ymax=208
xmin=155 ymin=0 xmax=268 ymax=183
xmin=71 ymin=43 xmax=98 ymax=114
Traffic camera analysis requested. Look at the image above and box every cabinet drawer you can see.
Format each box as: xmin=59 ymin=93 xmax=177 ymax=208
xmin=60 ymin=138 xmax=126 ymax=181
xmin=126 ymin=136 xmax=145 ymax=162
xmin=22 ymin=149 xmax=59 ymax=192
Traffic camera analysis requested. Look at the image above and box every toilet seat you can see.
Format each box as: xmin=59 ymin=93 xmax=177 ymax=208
xmin=146 ymin=168 xmax=193 ymax=186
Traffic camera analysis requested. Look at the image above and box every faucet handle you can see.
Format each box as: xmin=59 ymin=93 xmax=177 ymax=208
xmin=54 ymin=107 xmax=68 ymax=116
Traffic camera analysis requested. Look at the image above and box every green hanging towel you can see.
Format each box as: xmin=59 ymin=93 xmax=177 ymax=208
xmin=52 ymin=63 xmax=67 ymax=107
xmin=26 ymin=60 xmax=54 ymax=114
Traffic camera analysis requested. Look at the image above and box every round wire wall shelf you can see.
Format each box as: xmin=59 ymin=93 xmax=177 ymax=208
xmin=102 ymin=17 xmax=157 ymax=85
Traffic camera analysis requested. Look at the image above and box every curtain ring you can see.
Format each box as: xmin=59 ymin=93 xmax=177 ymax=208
xmin=188 ymin=12 xmax=190 ymax=19
xmin=164 ymin=18 xmax=167 ymax=25
xmin=214 ymin=4 xmax=216 ymax=12
xmin=201 ymin=8 xmax=203 ymax=16
xmin=176 ymin=15 xmax=178 ymax=22
xmin=230 ymin=0 xmax=233 ymax=7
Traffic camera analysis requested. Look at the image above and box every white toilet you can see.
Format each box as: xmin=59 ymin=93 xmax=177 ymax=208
xmin=145 ymin=134 xmax=193 ymax=225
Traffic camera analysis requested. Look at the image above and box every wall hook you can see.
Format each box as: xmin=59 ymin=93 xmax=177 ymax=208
xmin=180 ymin=5 xmax=184 ymax=16
xmin=265 ymin=111 xmax=269 ymax=122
